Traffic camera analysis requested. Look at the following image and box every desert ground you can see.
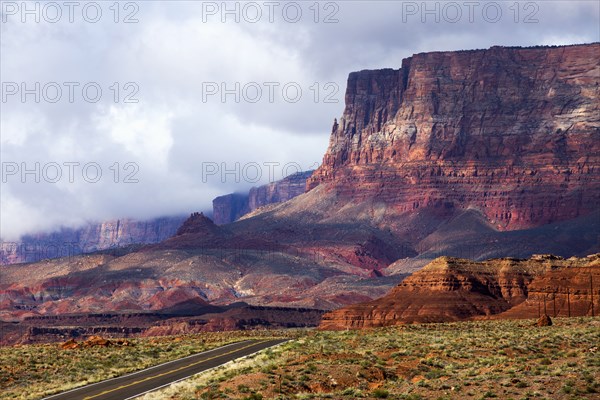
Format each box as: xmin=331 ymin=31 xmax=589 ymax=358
xmin=2 ymin=318 xmax=599 ymax=400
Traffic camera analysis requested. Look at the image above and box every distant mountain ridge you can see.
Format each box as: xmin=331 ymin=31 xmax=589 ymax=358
xmin=0 ymin=170 xmax=315 ymax=265
xmin=0 ymin=216 xmax=186 ymax=265
xmin=212 ymin=170 xmax=313 ymax=224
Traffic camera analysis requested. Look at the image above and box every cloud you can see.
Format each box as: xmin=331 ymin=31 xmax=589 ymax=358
xmin=1 ymin=0 xmax=598 ymax=240
xmin=96 ymin=105 xmax=174 ymax=167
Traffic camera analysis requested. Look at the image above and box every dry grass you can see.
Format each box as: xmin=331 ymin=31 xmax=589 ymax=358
xmin=137 ymin=342 xmax=289 ymax=400
xmin=0 ymin=330 xmax=298 ymax=400
xmin=140 ymin=317 xmax=600 ymax=400
xmin=3 ymin=318 xmax=599 ymax=400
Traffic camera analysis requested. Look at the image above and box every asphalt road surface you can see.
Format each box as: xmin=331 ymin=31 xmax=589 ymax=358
xmin=42 ymin=339 xmax=287 ymax=400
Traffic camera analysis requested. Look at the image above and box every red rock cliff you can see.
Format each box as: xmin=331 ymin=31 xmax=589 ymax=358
xmin=307 ymin=44 xmax=600 ymax=230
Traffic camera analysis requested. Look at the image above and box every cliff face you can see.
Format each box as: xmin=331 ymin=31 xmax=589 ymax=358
xmin=308 ymin=44 xmax=600 ymax=230
xmin=213 ymin=171 xmax=313 ymax=225
xmin=319 ymin=254 xmax=600 ymax=330
xmin=0 ymin=216 xmax=186 ymax=265
xmin=76 ymin=217 xmax=186 ymax=249
xmin=248 ymin=170 xmax=314 ymax=210
xmin=212 ymin=193 xmax=250 ymax=226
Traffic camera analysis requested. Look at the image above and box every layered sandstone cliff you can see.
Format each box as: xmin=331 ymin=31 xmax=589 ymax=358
xmin=319 ymin=254 xmax=600 ymax=330
xmin=212 ymin=193 xmax=250 ymax=226
xmin=0 ymin=216 xmax=186 ymax=265
xmin=308 ymin=44 xmax=600 ymax=230
xmin=213 ymin=171 xmax=313 ymax=225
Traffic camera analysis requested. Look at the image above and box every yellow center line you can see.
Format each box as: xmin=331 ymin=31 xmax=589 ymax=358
xmin=82 ymin=340 xmax=272 ymax=400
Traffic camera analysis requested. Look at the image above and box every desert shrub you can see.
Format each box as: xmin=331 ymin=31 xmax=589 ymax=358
xmin=242 ymin=394 xmax=263 ymax=400
xmin=372 ymin=388 xmax=389 ymax=398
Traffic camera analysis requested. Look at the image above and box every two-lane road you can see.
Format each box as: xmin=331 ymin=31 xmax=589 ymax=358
xmin=42 ymin=339 xmax=287 ymax=400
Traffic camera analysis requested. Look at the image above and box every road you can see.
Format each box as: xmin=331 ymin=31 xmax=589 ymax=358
xmin=42 ymin=339 xmax=287 ymax=400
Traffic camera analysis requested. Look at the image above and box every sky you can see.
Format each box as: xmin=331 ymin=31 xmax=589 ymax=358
xmin=1 ymin=0 xmax=599 ymax=240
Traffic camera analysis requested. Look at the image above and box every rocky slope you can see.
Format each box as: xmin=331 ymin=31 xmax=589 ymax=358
xmin=141 ymin=306 xmax=324 ymax=337
xmin=0 ymin=215 xmax=186 ymax=265
xmin=0 ymin=212 xmax=400 ymax=321
xmin=308 ymin=44 xmax=600 ymax=230
xmin=319 ymin=254 xmax=600 ymax=330
xmin=213 ymin=171 xmax=313 ymax=225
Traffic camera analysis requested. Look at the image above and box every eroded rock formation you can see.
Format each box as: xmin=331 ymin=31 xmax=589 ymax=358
xmin=319 ymin=254 xmax=600 ymax=330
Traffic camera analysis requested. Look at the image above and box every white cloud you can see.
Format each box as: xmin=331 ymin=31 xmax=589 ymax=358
xmin=96 ymin=104 xmax=174 ymax=167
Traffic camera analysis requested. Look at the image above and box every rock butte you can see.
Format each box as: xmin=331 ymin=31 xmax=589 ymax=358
xmin=319 ymin=254 xmax=600 ymax=330
xmin=308 ymin=44 xmax=600 ymax=231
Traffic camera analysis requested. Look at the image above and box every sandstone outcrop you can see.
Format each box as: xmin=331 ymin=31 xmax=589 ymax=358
xmin=536 ymin=314 xmax=552 ymax=327
xmin=175 ymin=212 xmax=221 ymax=236
xmin=58 ymin=336 xmax=132 ymax=349
xmin=83 ymin=335 xmax=112 ymax=347
xmin=319 ymin=254 xmax=600 ymax=330
xmin=60 ymin=339 xmax=79 ymax=349
xmin=496 ymin=254 xmax=600 ymax=319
